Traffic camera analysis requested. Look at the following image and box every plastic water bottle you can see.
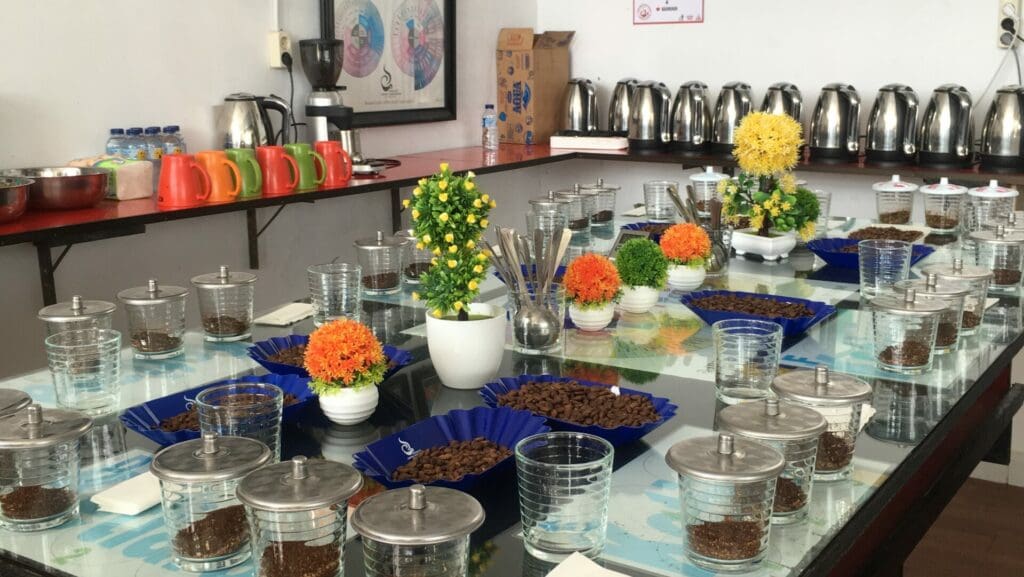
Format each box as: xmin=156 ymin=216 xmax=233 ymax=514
xmin=144 ymin=127 xmax=164 ymax=161
xmin=161 ymin=125 xmax=185 ymax=155
xmin=482 ymin=104 xmax=498 ymax=150
xmin=105 ymin=129 xmax=126 ymax=156
xmin=124 ymin=127 xmax=147 ymax=160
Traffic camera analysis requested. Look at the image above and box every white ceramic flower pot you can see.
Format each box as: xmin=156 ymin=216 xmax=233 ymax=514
xmin=731 ymin=228 xmax=797 ymax=261
xmin=425 ymin=303 xmax=506 ymax=390
xmin=569 ymin=302 xmax=616 ymax=331
xmin=618 ymin=286 xmax=660 ymax=314
xmin=318 ymin=385 xmax=379 ymax=426
xmin=667 ymin=264 xmax=706 ymax=291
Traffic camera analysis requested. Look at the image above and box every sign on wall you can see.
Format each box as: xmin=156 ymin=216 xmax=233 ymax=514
xmin=633 ymin=0 xmax=704 ymax=25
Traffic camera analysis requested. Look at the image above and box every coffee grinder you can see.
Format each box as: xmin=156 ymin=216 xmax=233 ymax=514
xmin=298 ymin=39 xmax=363 ymax=163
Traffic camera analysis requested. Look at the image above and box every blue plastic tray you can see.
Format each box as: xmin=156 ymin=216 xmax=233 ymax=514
xmin=679 ymin=290 xmax=837 ymax=337
xmin=806 ymin=237 xmax=935 ymax=270
xmin=479 ymin=374 xmax=678 ymax=446
xmin=352 ymin=406 xmax=549 ymax=491
xmin=248 ymin=334 xmax=412 ymax=379
xmin=620 ymin=221 xmax=673 ymax=244
xmin=119 ymin=373 xmax=313 ymax=448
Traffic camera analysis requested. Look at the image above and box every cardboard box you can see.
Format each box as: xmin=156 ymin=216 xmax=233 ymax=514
xmin=496 ymin=28 xmax=574 ymax=145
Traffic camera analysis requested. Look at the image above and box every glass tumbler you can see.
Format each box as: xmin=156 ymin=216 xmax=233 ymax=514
xmin=395 ymin=229 xmax=432 ymax=284
xmin=894 ymin=275 xmax=969 ymax=354
xmin=920 ymin=177 xmax=966 ymax=232
xmin=922 ymin=258 xmax=992 ymax=335
xmin=971 ymin=225 xmax=1024 ymax=291
xmin=308 ymin=263 xmax=362 ymax=326
xmin=191 ymin=266 xmax=257 ymax=342
xmin=871 ymin=289 xmax=946 ymax=375
xmin=509 ymin=282 xmax=566 ymax=354
xmin=713 ymin=319 xmax=783 ymax=404
xmin=515 ymin=432 xmax=614 ymax=561
xmin=117 ymin=279 xmax=188 ymax=359
xmin=37 ymin=295 xmax=116 ymax=338
xmin=195 ymin=382 xmax=283 ymax=460
xmin=872 ymin=175 xmax=917 ymax=225
xmin=45 ymin=328 xmax=121 ymax=415
xmin=644 ymin=180 xmax=678 ymax=222
xmin=858 ymin=239 xmax=912 ymax=299
xmin=355 ymin=231 xmax=406 ymax=295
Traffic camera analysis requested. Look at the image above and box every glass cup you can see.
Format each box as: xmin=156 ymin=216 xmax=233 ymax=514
xmin=195 ymin=383 xmax=284 ymax=460
xmin=515 ymin=432 xmax=614 ymax=561
xmin=45 ymin=329 xmax=121 ymax=415
xmin=643 ymin=180 xmax=678 ymax=222
xmin=858 ymin=239 xmax=912 ymax=299
xmin=713 ymin=319 xmax=783 ymax=404
xmin=875 ymin=190 xmax=913 ymax=224
xmin=508 ymin=282 xmax=566 ymax=354
xmin=813 ymin=190 xmax=832 ymax=238
xmin=308 ymin=263 xmax=362 ymax=326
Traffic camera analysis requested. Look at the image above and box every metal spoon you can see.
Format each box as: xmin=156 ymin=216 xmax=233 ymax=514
xmin=504 ymin=229 xmax=560 ymax=350
xmin=706 ymin=197 xmax=728 ymax=273
xmin=667 ymin=184 xmax=691 ymax=222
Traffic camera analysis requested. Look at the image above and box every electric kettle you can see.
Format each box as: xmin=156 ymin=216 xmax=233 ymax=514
xmin=216 ymin=93 xmax=292 ymax=149
xmin=980 ymin=84 xmax=1024 ymax=171
xmin=808 ymin=83 xmax=861 ymax=162
xmin=710 ymin=81 xmax=752 ymax=154
xmin=608 ymin=78 xmax=639 ymax=136
xmin=670 ymin=81 xmax=710 ymax=153
xmin=628 ymin=81 xmax=672 ymax=150
xmin=918 ymin=84 xmax=973 ymax=167
xmin=564 ymin=78 xmax=598 ymax=133
xmin=761 ymin=82 xmax=803 ymax=122
xmin=865 ymin=84 xmax=919 ymax=165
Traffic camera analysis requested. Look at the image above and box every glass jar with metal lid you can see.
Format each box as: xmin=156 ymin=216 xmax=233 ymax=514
xmin=552 ymin=190 xmax=591 ymax=234
xmin=689 ymin=167 xmax=729 ymax=218
xmin=718 ymin=399 xmax=827 ymax=525
xmin=919 ymin=177 xmax=966 ymax=232
xmin=190 ymin=265 xmax=257 ymax=342
xmin=151 ymin=432 xmax=273 ymax=572
xmin=578 ymin=179 xmax=617 ymax=226
xmin=894 ymin=274 xmax=969 ymax=354
xmin=665 ymin=433 xmax=784 ymax=572
xmin=354 ymin=231 xmax=407 ymax=295
xmin=0 ymin=404 xmax=92 ymax=531
xmin=872 ymin=175 xmax=917 ymax=225
xmin=117 ymin=279 xmax=188 ymax=359
xmin=527 ymin=194 xmax=570 ymax=257
xmin=37 ymin=295 xmax=116 ymax=337
xmin=964 ymin=179 xmax=1019 ymax=235
xmin=921 ymin=258 xmax=992 ymax=335
xmin=971 ymin=224 xmax=1024 ymax=291
xmin=237 ymin=456 xmax=363 ymax=577
xmin=395 ymin=229 xmax=432 ymax=284
xmin=772 ymin=366 xmax=872 ymax=481
xmin=983 ymin=209 xmax=1024 ymax=234
xmin=352 ymin=484 xmax=485 ymax=577
xmin=870 ymin=289 xmax=947 ymax=374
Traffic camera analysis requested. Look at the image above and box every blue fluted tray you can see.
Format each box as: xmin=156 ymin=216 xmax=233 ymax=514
xmin=679 ymin=289 xmax=836 ymax=337
xmin=248 ymin=334 xmax=411 ymax=379
xmin=806 ymin=237 xmax=935 ymax=270
xmin=620 ymin=221 xmax=673 ymax=244
xmin=119 ymin=373 xmax=313 ymax=448
xmin=479 ymin=374 xmax=677 ymax=446
xmin=352 ymin=406 xmax=549 ymax=491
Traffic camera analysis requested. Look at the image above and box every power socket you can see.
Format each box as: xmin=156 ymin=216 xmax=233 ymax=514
xmin=267 ymin=31 xmax=292 ymax=68
xmin=998 ymin=0 xmax=1021 ymax=48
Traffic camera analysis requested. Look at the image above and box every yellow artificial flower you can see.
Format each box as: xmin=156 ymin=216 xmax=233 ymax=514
xmin=432 ymin=247 xmax=442 ymax=256
xmin=481 ymin=194 xmax=490 ymax=203
xmin=402 ymin=198 xmax=410 ymax=208
xmin=439 ymin=181 xmax=448 ymax=192
xmin=413 ymin=187 xmax=422 ymax=197
xmin=411 ymin=209 xmax=420 ymax=219
xmin=433 ymin=308 xmax=443 ymax=318
xmin=752 ymin=205 xmax=764 ymax=215
xmin=448 ymin=245 xmax=458 ymax=253
xmin=431 ymin=257 xmax=438 ymax=266
xmin=473 ymin=264 xmax=484 ymax=274
xmin=453 ymin=301 xmax=464 ymax=311
xmin=799 ymin=221 xmax=816 ymax=240
xmin=418 ymin=178 xmax=427 ymax=186
xmin=770 ymin=207 xmax=781 ymax=218
xmin=479 ymin=250 xmax=491 ymax=259
xmin=489 ymin=200 xmax=496 ymax=209
xmin=717 ymin=180 xmax=729 ymax=193
xmin=480 ymin=218 xmax=489 ymax=228
xmin=473 ymin=198 xmax=483 ymax=208
xmin=779 ymin=173 xmax=797 ymax=194
xmin=467 ymin=171 xmax=476 ymax=179
xmin=411 ymin=291 xmax=420 ymax=301
xmin=447 ymin=259 xmax=457 ymax=269
xmin=415 ymin=242 xmax=424 ymax=250
xmin=440 ymin=162 xmax=449 ymax=172
xmin=439 ymin=212 xmax=449 ymax=222
xmin=422 ymin=234 xmax=431 ymax=244
xmin=465 ymin=239 xmax=475 ymax=249
xmin=468 ymin=280 xmax=479 ymax=291
xmin=772 ymin=190 xmax=782 ymax=200
xmin=732 ymin=111 xmax=803 ymax=176
xmin=728 ymin=184 xmax=738 ymax=195
xmin=750 ymin=213 xmax=765 ymax=231
xmin=467 ymin=214 xmax=477 ymax=224
xmin=439 ymin=192 xmax=448 ymax=202
xmin=444 ymin=233 xmax=454 ymax=243
xmin=781 ymin=201 xmax=792 ymax=211
xmin=465 ymin=181 xmax=476 ymax=191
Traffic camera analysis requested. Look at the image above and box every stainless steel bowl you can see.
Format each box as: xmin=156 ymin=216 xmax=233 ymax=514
xmin=0 ymin=167 xmax=108 ymax=210
xmin=0 ymin=177 xmax=32 ymax=223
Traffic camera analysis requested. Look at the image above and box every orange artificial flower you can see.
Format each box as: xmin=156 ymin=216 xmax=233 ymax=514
xmin=564 ymin=253 xmax=621 ymax=306
xmin=304 ymin=319 xmax=385 ymax=389
xmin=660 ymin=223 xmax=711 ymax=264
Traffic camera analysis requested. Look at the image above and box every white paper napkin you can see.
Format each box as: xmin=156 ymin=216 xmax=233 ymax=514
xmin=547 ymin=553 xmax=629 ymax=577
xmin=254 ymin=302 xmax=314 ymax=326
xmin=90 ymin=471 xmax=161 ymax=516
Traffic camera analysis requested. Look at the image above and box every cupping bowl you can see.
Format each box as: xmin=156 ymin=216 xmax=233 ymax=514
xmin=0 ymin=177 xmax=32 ymax=223
xmin=248 ymin=334 xmax=412 ymax=380
xmin=680 ymin=289 xmax=837 ymax=337
xmin=0 ymin=167 xmax=107 ymax=210
xmin=807 ymin=237 xmax=935 ymax=270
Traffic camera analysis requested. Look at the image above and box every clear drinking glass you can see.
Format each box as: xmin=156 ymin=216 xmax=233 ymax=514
xmin=526 ymin=210 xmax=567 ymax=260
xmin=591 ymin=188 xmax=616 ymax=226
xmin=308 ymin=263 xmax=362 ymax=326
xmin=713 ymin=319 xmax=783 ymax=404
xmin=45 ymin=328 xmax=121 ymax=415
xmin=395 ymin=230 xmax=432 ymax=284
xmin=508 ymin=282 xmax=566 ymax=354
xmin=813 ymin=190 xmax=832 ymax=238
xmin=858 ymin=239 xmax=912 ymax=299
xmin=195 ymin=383 xmax=283 ymax=460
xmin=644 ymin=180 xmax=678 ymax=222
xmin=515 ymin=432 xmax=614 ymax=561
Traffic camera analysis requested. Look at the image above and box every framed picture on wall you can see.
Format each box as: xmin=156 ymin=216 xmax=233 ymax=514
xmin=329 ymin=0 xmax=456 ymax=128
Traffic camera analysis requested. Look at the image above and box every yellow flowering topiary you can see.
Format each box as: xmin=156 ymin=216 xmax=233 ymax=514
xmin=733 ymin=112 xmax=803 ymax=176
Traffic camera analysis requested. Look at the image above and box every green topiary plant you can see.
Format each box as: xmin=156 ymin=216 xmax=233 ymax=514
xmin=615 ymin=238 xmax=669 ymax=288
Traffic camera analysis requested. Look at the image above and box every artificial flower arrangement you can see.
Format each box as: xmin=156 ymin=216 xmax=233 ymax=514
xmin=564 ymin=253 xmax=622 ymax=331
xmin=717 ymin=112 xmax=820 ymax=240
xmin=615 ymin=237 xmax=668 ymax=314
xmin=403 ymin=162 xmax=496 ymax=320
xmin=660 ymin=223 xmax=712 ymax=291
xmin=304 ymin=318 xmax=388 ymax=424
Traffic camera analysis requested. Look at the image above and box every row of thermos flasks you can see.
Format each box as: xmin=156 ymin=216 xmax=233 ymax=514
xmin=564 ymin=79 xmax=1024 ymax=171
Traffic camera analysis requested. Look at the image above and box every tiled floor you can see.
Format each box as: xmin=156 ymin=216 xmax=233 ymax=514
xmin=905 ymin=479 xmax=1024 ymax=576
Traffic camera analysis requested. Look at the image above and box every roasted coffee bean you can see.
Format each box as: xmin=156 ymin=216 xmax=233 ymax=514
xmin=838 ymin=244 xmax=861 ymax=254
xmin=496 ymin=380 xmax=661 ymax=428
xmin=174 ymin=504 xmax=248 ymax=560
xmin=260 ymin=540 xmax=340 ymax=577
xmin=992 ymin=268 xmax=1022 ymax=286
xmin=363 ymin=272 xmax=400 ymax=291
xmin=687 ymin=519 xmax=763 ymax=560
xmin=925 ymin=214 xmax=959 ymax=229
xmin=392 ymin=438 xmax=511 ymax=483
xmin=878 ymin=210 xmax=910 ymax=225
xmin=0 ymin=486 xmax=74 ymax=520
xmin=568 ymin=217 xmax=590 ymax=230
xmin=689 ymin=294 xmax=814 ymax=319
xmin=266 ymin=344 xmax=306 ymax=367
xmin=847 ymin=226 xmax=923 ymax=243
xmin=773 ymin=477 xmax=807 ymax=513
xmin=816 ymin=431 xmax=854 ymax=472
xmin=878 ymin=339 xmax=932 ymax=367
xmin=202 ymin=315 xmax=250 ymax=336
xmin=924 ymin=233 xmax=959 ymax=247
xmin=131 ymin=331 xmax=183 ymax=353
xmin=962 ymin=310 xmax=982 ymax=329
xmin=592 ymin=209 xmax=614 ymax=223
xmin=936 ymin=322 xmax=958 ymax=347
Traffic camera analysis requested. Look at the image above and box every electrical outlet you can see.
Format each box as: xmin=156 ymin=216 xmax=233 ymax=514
xmin=267 ymin=31 xmax=292 ymax=68
xmin=998 ymin=0 xmax=1021 ymax=48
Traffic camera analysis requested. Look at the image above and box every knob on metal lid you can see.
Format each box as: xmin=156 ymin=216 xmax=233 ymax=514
xmin=236 ymin=456 xmax=363 ymax=512
xmin=718 ymin=398 xmax=827 ymax=441
xmin=355 ymin=231 xmax=406 ymax=249
xmin=772 ymin=365 xmax=873 ymax=406
xmin=922 ymin=259 xmax=993 ymax=282
xmin=117 ymin=279 xmax=189 ymax=305
xmin=191 ymin=265 xmax=257 ymax=288
xmin=0 ymin=403 xmax=92 ymax=449
xmin=664 ymin=433 xmax=785 ymax=483
xmin=150 ymin=432 xmax=272 ymax=484
xmin=351 ymin=484 xmax=485 ymax=546
xmin=38 ymin=295 xmax=116 ymax=322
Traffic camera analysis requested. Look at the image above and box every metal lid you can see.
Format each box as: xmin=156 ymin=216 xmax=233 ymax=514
xmin=922 ymin=258 xmax=994 ymax=282
xmin=191 ymin=265 xmax=257 ymax=288
xmin=0 ymin=390 xmax=31 ymax=418
xmin=578 ymin=177 xmax=620 ymax=192
xmin=38 ymin=295 xmax=116 ymax=323
xmin=665 ymin=433 xmax=785 ymax=483
xmin=236 ymin=456 xmax=363 ymax=512
xmin=772 ymin=365 xmax=873 ymax=406
xmin=552 ymin=192 xmax=583 ymax=209
xmin=150 ymin=432 xmax=273 ymax=484
xmin=530 ymin=191 xmax=569 ymax=212
xmin=567 ymin=183 xmax=598 ymax=197
xmin=872 ymin=174 xmax=918 ymax=193
xmin=0 ymin=404 xmax=92 ymax=449
xmin=894 ymin=274 xmax=970 ymax=299
xmin=968 ymin=179 xmax=1018 ymax=198
xmin=117 ymin=279 xmax=188 ymax=305
xmin=394 ymin=229 xmax=416 ymax=240
xmin=919 ymin=177 xmax=967 ymax=196
xmin=870 ymin=288 xmax=948 ymax=316
xmin=351 ymin=484 xmax=485 ymax=546
xmin=718 ymin=399 xmax=827 ymax=441
xmin=983 ymin=211 xmax=1024 ymax=233
xmin=690 ymin=166 xmax=728 ymax=183
xmin=969 ymin=224 xmax=1024 ymax=245
xmin=355 ymin=231 xmax=407 ymax=250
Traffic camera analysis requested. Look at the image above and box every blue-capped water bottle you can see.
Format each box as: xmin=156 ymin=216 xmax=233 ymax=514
xmin=124 ymin=127 xmax=147 ymax=160
xmin=482 ymin=104 xmax=498 ymax=150
xmin=161 ymin=125 xmax=186 ymax=155
xmin=106 ymin=128 xmax=126 ymax=156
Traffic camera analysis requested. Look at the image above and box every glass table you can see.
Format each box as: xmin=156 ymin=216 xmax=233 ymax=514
xmin=0 ymin=220 xmax=1021 ymax=577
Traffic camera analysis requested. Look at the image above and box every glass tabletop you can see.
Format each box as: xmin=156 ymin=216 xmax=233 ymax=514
xmin=0 ymin=218 xmax=1019 ymax=577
